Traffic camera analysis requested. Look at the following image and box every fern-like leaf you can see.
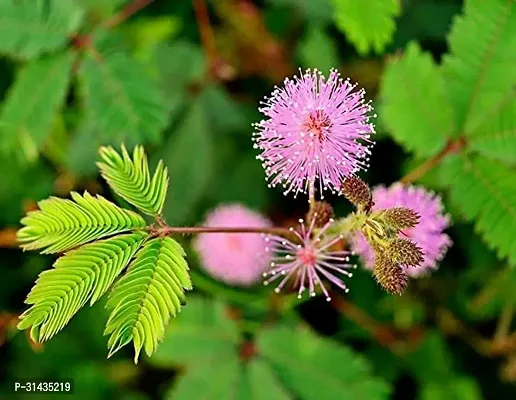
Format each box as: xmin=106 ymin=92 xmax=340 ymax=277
xmin=381 ymin=42 xmax=456 ymax=156
xmin=442 ymin=0 xmax=516 ymax=133
xmin=0 ymin=51 xmax=75 ymax=160
xmin=332 ymin=0 xmax=400 ymax=55
xmin=104 ymin=236 xmax=192 ymax=363
xmin=0 ymin=0 xmax=84 ymax=59
xmin=17 ymin=191 xmax=146 ymax=254
xmin=79 ymin=49 xmax=168 ymax=144
xmin=17 ymin=232 xmax=148 ymax=342
xmin=97 ymin=144 xmax=168 ymax=216
xmin=446 ymin=154 xmax=516 ymax=265
xmin=468 ymin=97 xmax=516 ymax=165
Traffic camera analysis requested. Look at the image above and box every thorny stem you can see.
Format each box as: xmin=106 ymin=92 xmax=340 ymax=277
xmin=400 ymin=137 xmax=467 ymax=184
xmin=104 ymin=0 xmax=155 ymax=29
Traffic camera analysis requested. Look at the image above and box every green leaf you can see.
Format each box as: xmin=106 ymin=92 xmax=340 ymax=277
xmin=17 ymin=232 xmax=147 ymax=342
xmin=445 ymin=154 xmax=516 ymax=265
xmin=104 ymin=236 xmax=192 ymax=363
xmin=79 ymin=49 xmax=168 ymax=144
xmin=332 ymin=0 xmax=400 ymax=55
xmin=442 ymin=0 xmax=516 ymax=133
xmin=266 ymin=0 xmax=333 ymax=23
xmin=17 ymin=191 xmax=146 ymax=254
xmin=380 ymin=42 xmax=455 ymax=156
xmin=259 ymin=325 xmax=390 ymax=400
xmin=97 ymin=144 xmax=169 ymax=216
xmin=0 ymin=0 xmax=84 ymax=59
xmin=298 ymin=25 xmax=339 ymax=74
xmin=159 ymin=100 xmax=213 ymax=225
xmin=154 ymin=41 xmax=205 ymax=117
xmin=242 ymin=359 xmax=291 ymax=400
xmin=468 ymin=98 xmax=516 ymax=165
xmin=166 ymin=357 xmax=240 ymax=400
xmin=0 ymin=51 xmax=75 ymax=160
xmin=421 ymin=378 xmax=482 ymax=400
xmin=150 ymin=296 xmax=240 ymax=366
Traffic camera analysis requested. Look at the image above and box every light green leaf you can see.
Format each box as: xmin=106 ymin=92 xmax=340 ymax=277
xmin=468 ymin=98 xmax=516 ymax=165
xmin=79 ymin=49 xmax=168 ymax=144
xmin=166 ymin=357 xmax=241 ymax=400
xmin=445 ymin=154 xmax=516 ymax=265
xmin=0 ymin=0 xmax=84 ymax=59
xmin=259 ymin=325 xmax=390 ymax=400
xmin=298 ymin=25 xmax=339 ymax=73
xmin=17 ymin=191 xmax=146 ymax=254
xmin=97 ymin=144 xmax=169 ymax=216
xmin=243 ymin=359 xmax=291 ymax=400
xmin=442 ymin=0 xmax=516 ymax=133
xmin=159 ymin=100 xmax=213 ymax=225
xmin=332 ymin=0 xmax=400 ymax=55
xmin=0 ymin=51 xmax=75 ymax=160
xmin=104 ymin=237 xmax=192 ymax=363
xmin=380 ymin=42 xmax=455 ymax=156
xmin=150 ymin=296 xmax=240 ymax=366
xmin=17 ymin=232 xmax=147 ymax=342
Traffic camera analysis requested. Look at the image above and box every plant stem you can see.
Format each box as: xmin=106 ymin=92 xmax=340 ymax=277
xmin=400 ymin=137 xmax=466 ymax=184
xmin=155 ymin=226 xmax=291 ymax=237
xmin=193 ymin=0 xmax=217 ymax=66
xmin=104 ymin=0 xmax=155 ymax=29
xmin=308 ymin=180 xmax=316 ymax=207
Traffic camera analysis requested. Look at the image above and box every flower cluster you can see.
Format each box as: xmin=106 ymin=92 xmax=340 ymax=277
xmin=195 ymin=69 xmax=451 ymax=299
xmin=252 ymin=68 xmax=375 ymax=197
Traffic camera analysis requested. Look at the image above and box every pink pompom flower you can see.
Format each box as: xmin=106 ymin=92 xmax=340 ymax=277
xmin=263 ymin=217 xmax=356 ymax=301
xmin=252 ymin=68 xmax=375 ymax=197
xmin=194 ymin=204 xmax=272 ymax=286
xmin=352 ymin=183 xmax=452 ymax=277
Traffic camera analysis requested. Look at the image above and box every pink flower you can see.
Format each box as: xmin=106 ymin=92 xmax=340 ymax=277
xmin=263 ymin=218 xmax=356 ymax=300
xmin=194 ymin=204 xmax=272 ymax=286
xmin=252 ymin=68 xmax=375 ymax=197
xmin=351 ymin=183 xmax=452 ymax=277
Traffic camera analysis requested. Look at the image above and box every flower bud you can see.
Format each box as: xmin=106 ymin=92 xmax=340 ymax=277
xmin=372 ymin=255 xmax=408 ymax=295
xmin=388 ymin=238 xmax=424 ymax=267
xmin=341 ymin=176 xmax=371 ymax=210
xmin=306 ymin=201 xmax=334 ymax=227
xmin=377 ymin=207 xmax=420 ymax=230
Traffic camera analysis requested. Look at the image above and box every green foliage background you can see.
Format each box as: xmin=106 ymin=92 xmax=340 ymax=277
xmin=1 ymin=0 xmax=516 ymax=398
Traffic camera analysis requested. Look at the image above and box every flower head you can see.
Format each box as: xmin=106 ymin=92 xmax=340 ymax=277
xmin=352 ymin=183 xmax=452 ymax=277
xmin=194 ymin=204 xmax=272 ymax=286
xmin=263 ymin=217 xmax=356 ymax=301
xmin=252 ymin=68 xmax=375 ymax=197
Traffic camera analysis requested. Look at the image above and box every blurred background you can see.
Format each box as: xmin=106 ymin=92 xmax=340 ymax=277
xmin=1 ymin=0 xmax=516 ymax=398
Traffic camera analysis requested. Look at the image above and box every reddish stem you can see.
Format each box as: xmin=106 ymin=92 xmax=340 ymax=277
xmin=104 ymin=0 xmax=155 ymax=29
xmin=153 ymin=226 xmax=291 ymax=237
xmin=400 ymin=137 xmax=466 ymax=184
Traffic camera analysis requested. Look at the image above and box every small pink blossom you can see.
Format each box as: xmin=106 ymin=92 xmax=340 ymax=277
xmin=252 ymin=68 xmax=375 ymax=197
xmin=194 ymin=204 xmax=272 ymax=286
xmin=352 ymin=183 xmax=452 ymax=277
xmin=263 ymin=217 xmax=356 ymax=300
